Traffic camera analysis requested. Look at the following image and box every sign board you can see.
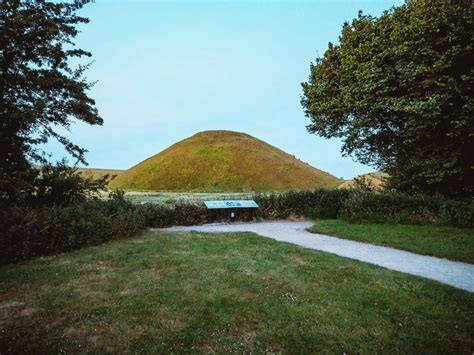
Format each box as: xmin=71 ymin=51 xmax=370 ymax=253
xmin=204 ymin=200 xmax=259 ymax=209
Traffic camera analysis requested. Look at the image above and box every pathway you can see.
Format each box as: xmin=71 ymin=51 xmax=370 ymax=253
xmin=159 ymin=220 xmax=474 ymax=292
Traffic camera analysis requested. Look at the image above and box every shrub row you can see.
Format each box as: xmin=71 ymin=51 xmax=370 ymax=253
xmin=135 ymin=201 xmax=258 ymax=228
xmin=340 ymin=191 xmax=473 ymax=227
xmin=0 ymin=193 xmax=145 ymax=264
xmin=136 ymin=202 xmax=207 ymax=228
xmin=0 ymin=196 xmax=257 ymax=264
xmin=254 ymin=189 xmax=473 ymax=227
xmin=255 ymin=189 xmax=351 ymax=219
xmin=2 ymin=188 xmax=471 ymax=265
xmin=133 ymin=190 xmax=348 ymax=228
xmin=134 ymin=189 xmax=473 ymax=228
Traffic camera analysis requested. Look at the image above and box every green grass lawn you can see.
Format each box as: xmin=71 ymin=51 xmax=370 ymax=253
xmin=1 ymin=231 xmax=473 ymax=353
xmin=309 ymin=220 xmax=474 ymax=263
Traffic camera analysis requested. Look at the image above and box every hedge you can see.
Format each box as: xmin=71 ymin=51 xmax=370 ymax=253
xmin=0 ymin=194 xmax=145 ymax=264
xmin=2 ymin=188 xmax=472 ymax=265
xmin=255 ymin=189 xmax=351 ymax=219
xmin=112 ymin=189 xmax=474 ymax=229
xmin=340 ymin=191 xmax=474 ymax=227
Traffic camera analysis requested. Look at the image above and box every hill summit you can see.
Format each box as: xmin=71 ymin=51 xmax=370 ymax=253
xmin=111 ymin=130 xmax=340 ymax=191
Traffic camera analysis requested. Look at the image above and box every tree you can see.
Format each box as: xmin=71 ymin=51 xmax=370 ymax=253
xmin=301 ymin=0 xmax=473 ymax=198
xmin=26 ymin=160 xmax=107 ymax=207
xmin=0 ymin=0 xmax=101 ymax=202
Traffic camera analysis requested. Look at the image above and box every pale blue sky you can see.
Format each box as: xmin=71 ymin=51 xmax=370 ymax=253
xmin=47 ymin=0 xmax=402 ymax=179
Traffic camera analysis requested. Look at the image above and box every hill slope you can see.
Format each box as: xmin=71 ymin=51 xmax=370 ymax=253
xmin=338 ymin=172 xmax=388 ymax=191
xmin=111 ymin=130 xmax=340 ymax=191
xmin=77 ymin=168 xmax=124 ymax=180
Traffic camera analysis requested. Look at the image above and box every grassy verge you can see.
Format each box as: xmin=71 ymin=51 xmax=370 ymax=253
xmin=1 ymin=231 xmax=473 ymax=353
xmin=309 ymin=219 xmax=474 ymax=263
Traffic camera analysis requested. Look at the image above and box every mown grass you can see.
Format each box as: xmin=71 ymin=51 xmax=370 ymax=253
xmin=1 ymin=231 xmax=473 ymax=353
xmin=309 ymin=219 xmax=474 ymax=263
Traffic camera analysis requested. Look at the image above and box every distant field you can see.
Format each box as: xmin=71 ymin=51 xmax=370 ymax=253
xmin=123 ymin=191 xmax=256 ymax=205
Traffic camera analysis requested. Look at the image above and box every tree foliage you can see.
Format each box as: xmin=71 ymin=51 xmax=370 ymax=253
xmin=301 ymin=0 xmax=473 ymax=198
xmin=26 ymin=160 xmax=107 ymax=207
xmin=0 ymin=0 xmax=101 ymax=202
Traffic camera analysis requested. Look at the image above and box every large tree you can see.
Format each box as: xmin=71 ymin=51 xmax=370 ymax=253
xmin=301 ymin=0 xmax=473 ymax=198
xmin=0 ymin=0 xmax=101 ymax=202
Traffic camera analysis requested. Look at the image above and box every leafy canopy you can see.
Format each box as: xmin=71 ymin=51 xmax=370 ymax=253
xmin=301 ymin=0 xmax=473 ymax=198
xmin=0 ymin=0 xmax=102 ymax=201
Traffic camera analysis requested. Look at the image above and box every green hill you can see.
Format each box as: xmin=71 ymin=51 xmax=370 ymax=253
xmin=111 ymin=130 xmax=340 ymax=191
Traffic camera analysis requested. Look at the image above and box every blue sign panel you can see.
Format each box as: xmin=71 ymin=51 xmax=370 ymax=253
xmin=204 ymin=200 xmax=259 ymax=209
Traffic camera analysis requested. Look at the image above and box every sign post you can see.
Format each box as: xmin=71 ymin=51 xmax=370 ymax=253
xmin=204 ymin=200 xmax=259 ymax=222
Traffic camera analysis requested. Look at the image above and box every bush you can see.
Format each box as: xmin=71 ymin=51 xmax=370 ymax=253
xmin=340 ymin=190 xmax=473 ymax=227
xmin=0 ymin=192 xmax=145 ymax=265
xmin=3 ymin=186 xmax=471 ymax=265
xmin=135 ymin=202 xmax=208 ymax=228
xmin=0 ymin=161 xmax=108 ymax=209
xmin=254 ymin=189 xmax=472 ymax=227
xmin=135 ymin=201 xmax=255 ymax=228
xmin=439 ymin=200 xmax=474 ymax=228
xmin=341 ymin=191 xmax=438 ymax=224
xmin=173 ymin=202 xmax=209 ymax=226
xmin=27 ymin=162 xmax=108 ymax=207
xmin=0 ymin=161 xmax=146 ymax=264
xmin=135 ymin=203 xmax=176 ymax=228
xmin=255 ymin=189 xmax=351 ymax=219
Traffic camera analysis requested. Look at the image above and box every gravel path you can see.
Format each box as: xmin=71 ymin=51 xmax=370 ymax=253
xmin=159 ymin=220 xmax=474 ymax=292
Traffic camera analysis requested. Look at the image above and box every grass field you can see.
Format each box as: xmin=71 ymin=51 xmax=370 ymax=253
xmin=122 ymin=191 xmax=256 ymax=205
xmin=1 ymin=230 xmax=473 ymax=353
xmin=309 ymin=220 xmax=474 ymax=263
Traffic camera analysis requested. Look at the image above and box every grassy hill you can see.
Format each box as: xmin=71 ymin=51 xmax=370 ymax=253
xmin=111 ymin=130 xmax=340 ymax=191
xmin=338 ymin=171 xmax=388 ymax=191
xmin=77 ymin=168 xmax=124 ymax=181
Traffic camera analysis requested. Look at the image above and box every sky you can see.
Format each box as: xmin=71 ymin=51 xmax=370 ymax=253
xmin=46 ymin=0 xmax=403 ymax=180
